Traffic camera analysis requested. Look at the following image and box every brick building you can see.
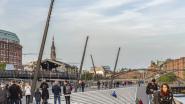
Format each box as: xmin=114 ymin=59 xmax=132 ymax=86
xmin=149 ymin=57 xmax=185 ymax=79
xmin=0 ymin=29 xmax=22 ymax=69
xmin=164 ymin=57 xmax=185 ymax=79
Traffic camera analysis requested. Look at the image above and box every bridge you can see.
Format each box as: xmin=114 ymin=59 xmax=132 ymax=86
xmin=0 ymin=70 xmax=77 ymax=80
xmin=18 ymin=85 xmax=183 ymax=104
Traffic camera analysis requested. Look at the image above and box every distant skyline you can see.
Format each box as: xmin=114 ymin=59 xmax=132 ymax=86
xmin=1 ymin=0 xmax=185 ymax=69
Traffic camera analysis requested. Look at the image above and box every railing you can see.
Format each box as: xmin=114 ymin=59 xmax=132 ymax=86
xmin=0 ymin=70 xmax=77 ymax=79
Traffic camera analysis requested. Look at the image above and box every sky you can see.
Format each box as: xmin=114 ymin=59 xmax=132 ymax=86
xmin=1 ymin=0 xmax=185 ymax=70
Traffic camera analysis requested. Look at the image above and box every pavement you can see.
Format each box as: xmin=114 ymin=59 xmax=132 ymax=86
xmin=22 ymin=87 xmax=137 ymax=104
xmin=136 ymin=86 xmax=149 ymax=104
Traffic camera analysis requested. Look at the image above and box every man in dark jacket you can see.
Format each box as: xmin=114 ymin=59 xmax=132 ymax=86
xmin=81 ymin=81 xmax=85 ymax=92
xmin=63 ymin=80 xmax=72 ymax=104
xmin=40 ymin=80 xmax=49 ymax=104
xmin=97 ymin=81 xmax=101 ymax=90
xmin=9 ymin=81 xmax=22 ymax=104
xmin=146 ymin=79 xmax=158 ymax=104
xmin=52 ymin=81 xmax=61 ymax=104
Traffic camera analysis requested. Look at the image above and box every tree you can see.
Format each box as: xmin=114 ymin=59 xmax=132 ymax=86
xmin=0 ymin=64 xmax=6 ymax=70
xmin=159 ymin=72 xmax=176 ymax=83
xmin=81 ymin=72 xmax=93 ymax=80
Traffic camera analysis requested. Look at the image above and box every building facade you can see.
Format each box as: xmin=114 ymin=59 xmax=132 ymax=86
xmin=165 ymin=57 xmax=185 ymax=79
xmin=89 ymin=66 xmax=112 ymax=77
xmin=0 ymin=29 xmax=22 ymax=69
xmin=148 ymin=57 xmax=185 ymax=79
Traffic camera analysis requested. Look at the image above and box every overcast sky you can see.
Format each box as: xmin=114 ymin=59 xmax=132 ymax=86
xmin=1 ymin=0 xmax=185 ymax=70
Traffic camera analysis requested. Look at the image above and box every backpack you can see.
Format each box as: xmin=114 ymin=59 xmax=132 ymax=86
xmin=111 ymin=91 xmax=117 ymax=98
xmin=65 ymin=84 xmax=72 ymax=94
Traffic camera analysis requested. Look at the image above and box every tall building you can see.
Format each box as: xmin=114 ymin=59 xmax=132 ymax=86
xmin=50 ymin=36 xmax=56 ymax=60
xmin=0 ymin=29 xmax=22 ymax=69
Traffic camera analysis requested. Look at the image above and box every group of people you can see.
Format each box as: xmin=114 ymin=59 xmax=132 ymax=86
xmin=146 ymin=79 xmax=176 ymax=104
xmin=0 ymin=80 xmax=73 ymax=104
xmin=52 ymin=80 xmax=72 ymax=104
xmin=0 ymin=80 xmax=23 ymax=104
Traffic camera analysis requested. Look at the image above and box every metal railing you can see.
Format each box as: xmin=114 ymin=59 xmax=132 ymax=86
xmin=0 ymin=70 xmax=77 ymax=79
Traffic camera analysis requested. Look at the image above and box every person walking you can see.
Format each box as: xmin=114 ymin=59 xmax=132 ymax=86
xmin=34 ymin=88 xmax=41 ymax=104
xmin=153 ymin=83 xmax=176 ymax=104
xmin=52 ymin=81 xmax=61 ymax=104
xmin=97 ymin=81 xmax=101 ymax=90
xmin=81 ymin=81 xmax=85 ymax=92
xmin=40 ymin=80 xmax=49 ymax=104
xmin=9 ymin=80 xmax=22 ymax=104
xmin=0 ymin=84 xmax=6 ymax=104
xmin=146 ymin=79 xmax=158 ymax=104
xmin=63 ymin=80 xmax=72 ymax=104
xmin=4 ymin=84 xmax=10 ymax=104
xmin=105 ymin=81 xmax=108 ymax=89
xmin=25 ymin=83 xmax=31 ymax=104
xmin=116 ymin=82 xmax=120 ymax=88
xmin=17 ymin=82 xmax=23 ymax=104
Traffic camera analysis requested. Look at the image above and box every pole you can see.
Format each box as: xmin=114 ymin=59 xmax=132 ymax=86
xmin=7 ymin=40 xmax=9 ymax=64
xmin=74 ymin=36 xmax=89 ymax=92
xmin=78 ymin=36 xmax=89 ymax=80
xmin=90 ymin=54 xmax=96 ymax=80
xmin=110 ymin=47 xmax=121 ymax=89
xmin=31 ymin=0 xmax=55 ymax=102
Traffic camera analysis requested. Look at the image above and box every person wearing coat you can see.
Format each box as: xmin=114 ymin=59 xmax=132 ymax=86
xmin=34 ymin=88 xmax=41 ymax=104
xmin=25 ymin=83 xmax=31 ymax=104
xmin=153 ymin=83 xmax=176 ymax=104
xmin=0 ymin=85 xmax=6 ymax=104
xmin=9 ymin=81 xmax=22 ymax=104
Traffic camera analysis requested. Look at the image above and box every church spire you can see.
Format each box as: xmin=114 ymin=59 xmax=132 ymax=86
xmin=51 ymin=36 xmax=56 ymax=60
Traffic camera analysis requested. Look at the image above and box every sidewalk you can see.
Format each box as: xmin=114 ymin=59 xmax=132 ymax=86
xmin=136 ymin=86 xmax=149 ymax=104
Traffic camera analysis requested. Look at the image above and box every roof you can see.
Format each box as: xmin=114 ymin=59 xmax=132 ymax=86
xmin=41 ymin=59 xmax=76 ymax=69
xmin=0 ymin=29 xmax=20 ymax=44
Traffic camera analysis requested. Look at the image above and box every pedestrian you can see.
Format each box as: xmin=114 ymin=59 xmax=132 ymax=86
xmin=102 ymin=82 xmax=104 ymax=88
xmin=25 ymin=83 xmax=31 ymax=104
xmin=153 ymin=83 xmax=176 ymax=104
xmin=78 ymin=80 xmax=82 ymax=92
xmin=34 ymin=88 xmax=41 ymax=104
xmin=0 ymin=84 xmax=6 ymax=104
xmin=63 ymin=80 xmax=72 ymax=104
xmin=81 ymin=81 xmax=85 ymax=92
xmin=116 ymin=82 xmax=120 ymax=88
xmin=40 ymin=80 xmax=49 ymax=104
xmin=9 ymin=80 xmax=22 ymax=104
xmin=4 ymin=84 xmax=10 ymax=104
xmin=113 ymin=82 xmax=116 ymax=88
xmin=17 ymin=83 xmax=23 ymax=104
xmin=105 ymin=81 xmax=108 ymax=89
xmin=52 ymin=81 xmax=61 ymax=104
xmin=97 ymin=81 xmax=101 ymax=90
xmin=146 ymin=79 xmax=158 ymax=104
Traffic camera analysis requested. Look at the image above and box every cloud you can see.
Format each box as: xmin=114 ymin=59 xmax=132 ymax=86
xmin=1 ymin=0 xmax=185 ymax=68
xmin=0 ymin=0 xmax=9 ymax=15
